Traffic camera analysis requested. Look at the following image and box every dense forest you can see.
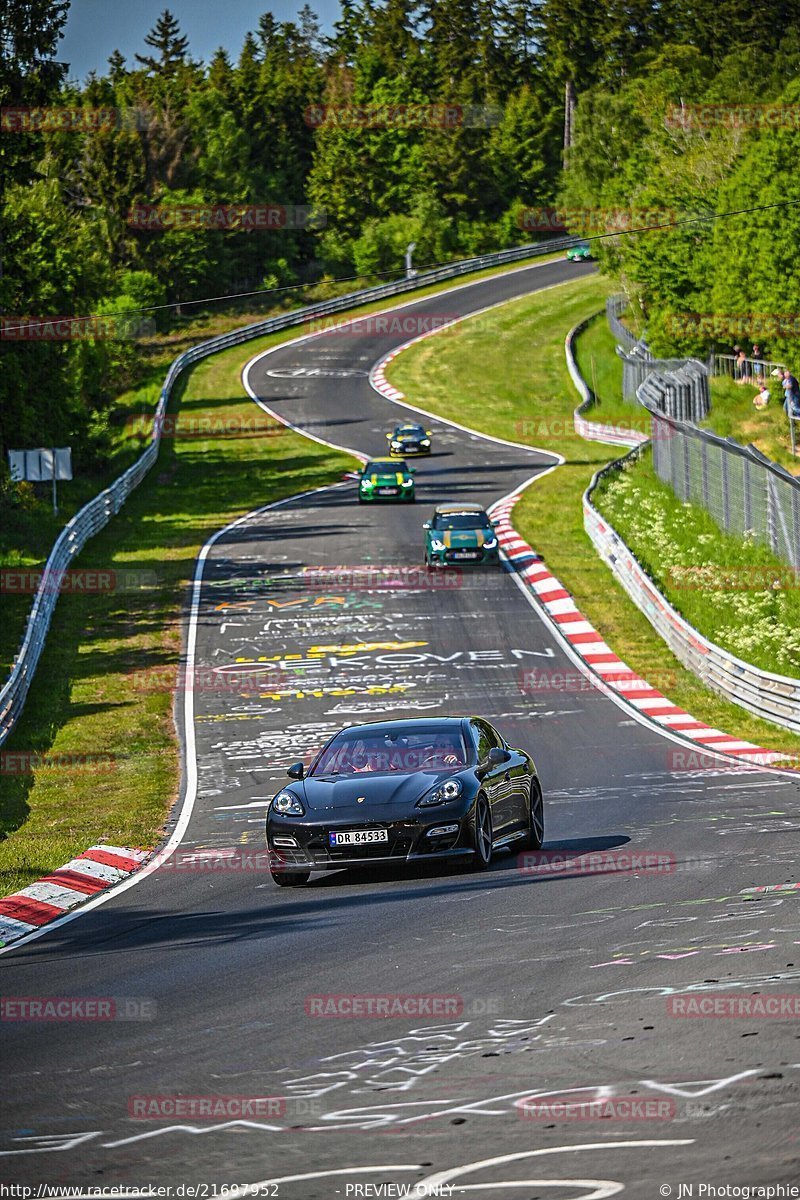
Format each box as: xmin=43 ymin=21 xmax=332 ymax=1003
xmin=4 ymin=0 xmax=800 ymax=467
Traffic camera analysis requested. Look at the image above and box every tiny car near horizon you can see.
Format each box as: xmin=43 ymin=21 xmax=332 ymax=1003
xmin=387 ymin=422 xmax=433 ymax=456
xmin=265 ymin=717 xmax=544 ymax=885
xmin=358 ymin=457 xmax=416 ymax=503
xmin=424 ymin=502 xmax=499 ymax=567
xmin=567 ymin=242 xmax=593 ymax=261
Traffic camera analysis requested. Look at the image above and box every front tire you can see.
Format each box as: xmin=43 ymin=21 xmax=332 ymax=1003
xmin=523 ymin=781 xmax=544 ymax=850
xmin=468 ymin=794 xmax=493 ymax=869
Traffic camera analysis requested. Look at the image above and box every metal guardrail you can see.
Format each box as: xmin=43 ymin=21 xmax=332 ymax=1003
xmin=565 ymin=320 xmax=649 ymax=448
xmin=583 ymin=456 xmax=800 ymax=735
xmin=711 ymin=352 xmax=782 ymax=381
xmin=0 ymin=236 xmax=579 ymax=747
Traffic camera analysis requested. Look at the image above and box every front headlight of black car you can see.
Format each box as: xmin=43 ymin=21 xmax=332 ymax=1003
xmin=417 ymin=778 xmax=463 ymax=807
xmin=271 ymin=790 xmax=305 ymax=817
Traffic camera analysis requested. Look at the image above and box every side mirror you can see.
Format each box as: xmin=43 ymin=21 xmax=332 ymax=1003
xmin=426 ymin=430 xmax=433 ymax=436
xmin=490 ymin=518 xmax=500 ymax=527
xmin=385 ymin=433 xmax=392 ymax=439
xmin=487 ymin=746 xmax=510 ymax=765
xmin=422 ymin=521 xmax=431 ymax=530
xmin=287 ymin=762 xmax=305 ymax=780
xmin=409 ymin=467 xmax=417 ymax=474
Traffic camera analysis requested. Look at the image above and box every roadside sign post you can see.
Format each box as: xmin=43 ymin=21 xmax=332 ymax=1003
xmin=7 ymin=447 xmax=73 ymax=514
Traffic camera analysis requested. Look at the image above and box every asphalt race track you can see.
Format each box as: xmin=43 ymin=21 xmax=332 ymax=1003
xmin=3 ymin=257 xmax=800 ymax=1195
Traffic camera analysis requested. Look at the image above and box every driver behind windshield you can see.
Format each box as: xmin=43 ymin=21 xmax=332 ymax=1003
xmin=315 ymin=732 xmax=466 ymax=775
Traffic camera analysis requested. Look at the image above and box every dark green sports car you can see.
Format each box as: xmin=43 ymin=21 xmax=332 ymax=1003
xmin=358 ymin=458 xmax=416 ymax=503
xmin=566 ymin=242 xmax=593 ymax=261
xmin=423 ymin=503 xmax=500 ymax=566
xmin=386 ymin=422 xmax=433 ymax=456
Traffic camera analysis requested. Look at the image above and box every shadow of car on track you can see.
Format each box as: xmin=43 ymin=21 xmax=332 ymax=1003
xmin=5 ymin=837 xmax=636 ymax=958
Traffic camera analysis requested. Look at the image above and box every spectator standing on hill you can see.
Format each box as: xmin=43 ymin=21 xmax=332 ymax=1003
xmin=752 ymin=343 xmax=764 ymax=378
xmin=782 ymin=369 xmax=800 ymax=416
xmin=735 ymin=348 xmax=750 ymax=383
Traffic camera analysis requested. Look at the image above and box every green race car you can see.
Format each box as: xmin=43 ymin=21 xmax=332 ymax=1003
xmin=423 ymin=503 xmax=500 ymax=567
xmin=566 ymin=242 xmax=593 ymax=261
xmin=358 ymin=457 xmax=416 ymax=503
xmin=386 ymin=422 xmax=433 ymax=456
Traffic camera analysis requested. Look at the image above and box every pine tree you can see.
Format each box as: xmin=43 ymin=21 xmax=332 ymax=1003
xmin=135 ymin=9 xmax=191 ymax=75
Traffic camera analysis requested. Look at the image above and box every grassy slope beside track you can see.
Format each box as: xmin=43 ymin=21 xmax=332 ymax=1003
xmin=385 ymin=274 xmax=800 ymax=758
xmin=0 ymin=252 xmax=567 ymax=898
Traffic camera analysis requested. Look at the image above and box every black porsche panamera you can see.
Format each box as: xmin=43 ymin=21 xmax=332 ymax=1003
xmin=265 ymin=717 xmax=544 ymax=886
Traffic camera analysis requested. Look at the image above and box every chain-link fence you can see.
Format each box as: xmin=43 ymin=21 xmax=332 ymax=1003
xmin=649 ymin=405 xmax=800 ymax=568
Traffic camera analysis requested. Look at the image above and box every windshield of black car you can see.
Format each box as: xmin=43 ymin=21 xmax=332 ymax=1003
xmin=311 ymin=727 xmax=471 ymax=776
xmin=364 ymin=461 xmax=403 ymax=474
xmin=433 ymin=513 xmax=490 ymax=531
xmin=396 ymin=426 xmax=423 ymax=437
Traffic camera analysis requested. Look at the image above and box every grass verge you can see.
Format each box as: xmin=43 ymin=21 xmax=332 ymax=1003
xmin=385 ymin=273 xmax=800 ymax=756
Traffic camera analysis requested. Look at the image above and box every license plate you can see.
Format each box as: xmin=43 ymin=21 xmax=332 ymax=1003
xmin=377 ymin=487 xmax=398 ymax=495
xmin=329 ymin=829 xmax=389 ymax=847
xmin=452 ymin=550 xmax=480 ymax=559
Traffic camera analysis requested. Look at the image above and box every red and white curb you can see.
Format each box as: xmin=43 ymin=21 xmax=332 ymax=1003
xmin=0 ymin=845 xmax=148 ymax=947
xmin=489 ymin=493 xmax=781 ymax=766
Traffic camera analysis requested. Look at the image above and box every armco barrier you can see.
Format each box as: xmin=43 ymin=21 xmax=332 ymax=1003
xmin=567 ymin=315 xmax=800 ymax=734
xmin=0 ymin=237 xmax=579 ymax=747
xmin=566 ymin=320 xmax=649 ymax=449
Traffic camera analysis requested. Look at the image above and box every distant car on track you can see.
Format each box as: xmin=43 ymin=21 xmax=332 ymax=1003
xmin=387 ymin=422 xmax=433 ymax=456
xmin=265 ymin=717 xmax=544 ymax=886
xmin=567 ymin=242 xmax=593 ymax=261
xmin=423 ymin=502 xmax=499 ymax=567
xmin=358 ymin=457 xmax=416 ymax=503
